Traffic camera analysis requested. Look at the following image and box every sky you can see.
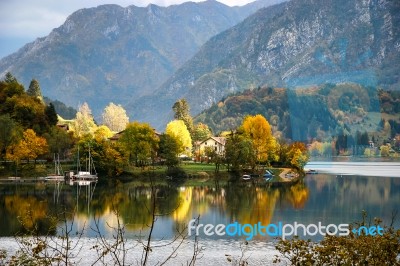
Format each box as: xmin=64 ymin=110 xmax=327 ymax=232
xmin=0 ymin=0 xmax=256 ymax=59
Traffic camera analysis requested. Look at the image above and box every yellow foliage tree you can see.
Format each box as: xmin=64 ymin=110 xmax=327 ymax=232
xmin=6 ymin=129 xmax=48 ymax=164
xmin=165 ymin=120 xmax=192 ymax=157
xmin=94 ymin=125 xmax=113 ymax=142
xmin=287 ymin=142 xmax=309 ymax=170
xmin=241 ymin=114 xmax=278 ymax=163
xmin=72 ymin=102 xmax=97 ymax=138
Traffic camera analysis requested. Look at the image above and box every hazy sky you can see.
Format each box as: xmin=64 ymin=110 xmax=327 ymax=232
xmin=0 ymin=0 xmax=256 ymax=58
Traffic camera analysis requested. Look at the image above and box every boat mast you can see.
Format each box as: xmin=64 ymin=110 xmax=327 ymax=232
xmin=77 ymin=145 xmax=80 ymax=174
xmin=88 ymin=145 xmax=91 ymax=174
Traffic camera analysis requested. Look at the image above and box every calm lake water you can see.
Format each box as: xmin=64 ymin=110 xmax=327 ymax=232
xmin=0 ymin=161 xmax=399 ymax=264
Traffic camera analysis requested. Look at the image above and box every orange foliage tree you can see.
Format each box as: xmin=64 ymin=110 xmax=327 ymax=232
xmin=6 ymin=129 xmax=48 ymax=164
xmin=240 ymin=114 xmax=278 ymax=164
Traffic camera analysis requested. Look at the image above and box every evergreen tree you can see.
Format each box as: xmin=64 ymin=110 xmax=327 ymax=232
xmin=45 ymin=103 xmax=58 ymax=126
xmin=172 ymin=98 xmax=193 ymax=134
xmin=27 ymin=79 xmax=43 ymax=102
xmin=4 ymin=72 xmax=17 ymax=83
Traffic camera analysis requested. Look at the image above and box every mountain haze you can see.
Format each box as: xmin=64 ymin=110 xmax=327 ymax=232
xmin=0 ymin=0 xmax=285 ymax=121
xmin=130 ymin=0 xmax=400 ymax=130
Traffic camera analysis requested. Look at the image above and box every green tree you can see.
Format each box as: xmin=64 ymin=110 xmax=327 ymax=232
xmin=27 ymin=79 xmax=43 ymax=102
xmin=224 ymin=131 xmax=255 ymax=172
xmin=172 ymin=99 xmax=193 ymax=134
xmin=158 ymin=134 xmax=180 ymax=169
xmin=0 ymin=73 xmax=24 ymax=103
xmin=0 ymin=114 xmax=22 ymax=160
xmin=119 ymin=122 xmax=159 ymax=167
xmin=4 ymin=72 xmax=17 ymax=84
xmin=165 ymin=120 xmax=192 ymax=157
xmin=43 ymin=126 xmax=74 ymax=158
xmin=192 ymin=122 xmax=212 ymax=143
xmin=84 ymin=137 xmax=126 ymax=177
xmin=45 ymin=103 xmax=58 ymax=126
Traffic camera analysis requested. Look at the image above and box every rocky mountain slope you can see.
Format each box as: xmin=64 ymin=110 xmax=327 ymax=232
xmin=0 ymin=0 xmax=284 ymax=121
xmin=130 ymin=0 xmax=400 ymax=130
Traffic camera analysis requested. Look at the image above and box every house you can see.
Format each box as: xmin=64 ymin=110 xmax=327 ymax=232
xmin=109 ymin=130 xmax=125 ymax=142
xmin=56 ymin=124 xmax=69 ymax=131
xmin=197 ymin=137 xmax=226 ymax=155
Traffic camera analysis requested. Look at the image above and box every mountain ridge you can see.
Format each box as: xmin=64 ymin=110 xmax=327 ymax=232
xmin=0 ymin=0 xmax=285 ymax=121
xmin=128 ymin=0 xmax=400 ymax=130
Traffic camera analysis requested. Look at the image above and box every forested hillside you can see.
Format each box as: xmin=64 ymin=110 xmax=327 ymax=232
xmin=195 ymin=84 xmax=400 ymax=146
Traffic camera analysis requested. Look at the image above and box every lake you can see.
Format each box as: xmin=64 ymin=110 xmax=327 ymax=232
xmin=0 ymin=161 xmax=399 ymax=265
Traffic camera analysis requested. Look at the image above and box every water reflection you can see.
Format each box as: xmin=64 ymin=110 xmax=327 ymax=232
xmin=0 ymin=173 xmax=399 ymax=240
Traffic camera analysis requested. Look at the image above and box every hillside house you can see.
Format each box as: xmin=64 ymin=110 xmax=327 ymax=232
xmin=197 ymin=137 xmax=226 ymax=155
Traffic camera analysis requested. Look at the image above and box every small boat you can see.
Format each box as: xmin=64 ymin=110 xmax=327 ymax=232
xmin=72 ymin=146 xmax=98 ymax=180
xmin=263 ymin=170 xmax=274 ymax=178
xmin=242 ymin=174 xmax=251 ymax=181
xmin=305 ymin=169 xmax=318 ymax=174
xmin=8 ymin=176 xmax=21 ymax=180
xmin=45 ymin=154 xmax=64 ymax=181
xmin=264 ymin=176 xmax=272 ymax=182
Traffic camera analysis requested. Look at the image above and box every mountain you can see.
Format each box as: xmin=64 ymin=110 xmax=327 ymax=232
xmin=129 ymin=0 xmax=400 ymax=130
xmin=0 ymin=0 xmax=285 ymax=121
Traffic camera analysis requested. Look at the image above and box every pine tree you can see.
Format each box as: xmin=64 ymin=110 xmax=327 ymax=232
xmin=45 ymin=103 xmax=58 ymax=126
xmin=27 ymin=79 xmax=43 ymax=102
xmin=172 ymin=99 xmax=193 ymax=134
xmin=4 ymin=72 xmax=17 ymax=83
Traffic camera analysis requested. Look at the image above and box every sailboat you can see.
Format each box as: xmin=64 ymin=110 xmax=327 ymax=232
xmin=45 ymin=154 xmax=65 ymax=181
xmin=72 ymin=145 xmax=98 ymax=180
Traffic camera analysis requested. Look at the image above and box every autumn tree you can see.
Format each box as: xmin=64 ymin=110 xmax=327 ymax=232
xmin=102 ymin=102 xmax=129 ymax=132
xmin=94 ymin=125 xmax=113 ymax=142
xmin=240 ymin=114 xmax=278 ymax=165
xmin=308 ymin=140 xmax=323 ymax=157
xmin=287 ymin=142 xmax=309 ymax=170
xmin=380 ymin=144 xmax=390 ymax=157
xmin=72 ymin=102 xmax=97 ymax=138
xmin=6 ymin=129 xmax=48 ymax=165
xmin=165 ymin=120 xmax=192 ymax=157
xmin=172 ymin=99 xmax=193 ymax=134
xmin=118 ymin=122 xmax=159 ymax=167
